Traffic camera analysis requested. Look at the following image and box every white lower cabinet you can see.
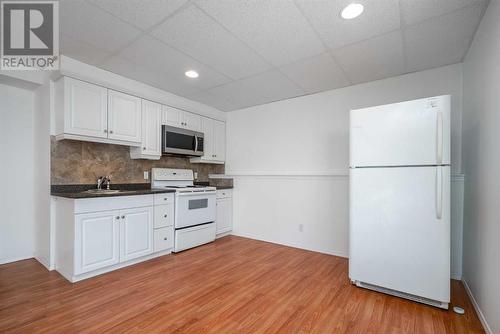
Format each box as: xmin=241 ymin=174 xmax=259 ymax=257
xmin=119 ymin=207 xmax=153 ymax=262
xmin=216 ymin=189 xmax=233 ymax=236
xmin=154 ymin=226 xmax=174 ymax=252
xmin=153 ymin=193 xmax=175 ymax=252
xmin=55 ymin=194 xmax=173 ymax=282
xmin=75 ymin=211 xmax=120 ymax=275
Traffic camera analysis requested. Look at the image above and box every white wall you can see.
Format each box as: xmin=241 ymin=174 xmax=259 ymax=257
xmin=227 ymin=64 xmax=464 ymax=260
xmin=462 ymin=0 xmax=500 ymax=332
xmin=33 ymin=82 xmax=53 ymax=269
xmin=0 ymin=83 xmax=35 ymax=264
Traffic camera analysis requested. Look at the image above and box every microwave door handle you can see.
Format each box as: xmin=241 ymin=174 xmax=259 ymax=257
xmin=194 ymin=134 xmax=198 ymax=152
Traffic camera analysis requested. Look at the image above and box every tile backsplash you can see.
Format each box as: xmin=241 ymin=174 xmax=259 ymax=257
xmin=51 ymin=137 xmax=224 ymax=185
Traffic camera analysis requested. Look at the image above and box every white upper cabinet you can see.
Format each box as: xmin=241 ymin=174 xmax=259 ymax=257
xmin=182 ymin=111 xmax=202 ymax=132
xmin=213 ymin=120 xmax=226 ymax=162
xmin=61 ymin=77 xmax=108 ymax=139
xmin=130 ymin=99 xmax=161 ymax=160
xmin=162 ymin=105 xmax=201 ymax=132
xmin=190 ymin=117 xmax=226 ymax=164
xmin=54 ymin=77 xmax=141 ymax=146
xmin=108 ymin=90 xmax=142 ymax=143
xmin=201 ymin=117 xmax=215 ymax=159
xmin=162 ymin=105 xmax=182 ymax=128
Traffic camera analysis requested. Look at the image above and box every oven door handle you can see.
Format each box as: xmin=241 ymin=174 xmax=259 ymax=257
xmin=176 ymin=191 xmax=216 ymax=197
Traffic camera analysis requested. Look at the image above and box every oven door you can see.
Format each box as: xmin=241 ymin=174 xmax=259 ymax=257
xmin=175 ymin=191 xmax=216 ymax=229
xmin=162 ymin=125 xmax=204 ymax=156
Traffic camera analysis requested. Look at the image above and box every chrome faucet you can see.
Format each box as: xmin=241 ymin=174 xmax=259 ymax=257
xmin=97 ymin=176 xmax=111 ymax=190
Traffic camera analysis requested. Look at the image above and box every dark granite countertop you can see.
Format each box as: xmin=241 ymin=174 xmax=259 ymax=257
xmin=194 ymin=181 xmax=233 ymax=190
xmin=51 ymin=183 xmax=175 ymax=199
xmin=215 ymin=185 xmax=233 ymax=190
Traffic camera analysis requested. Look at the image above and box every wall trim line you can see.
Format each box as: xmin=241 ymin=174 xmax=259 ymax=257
xmin=223 ymin=171 xmax=465 ymax=178
xmin=462 ymin=278 xmax=492 ymax=334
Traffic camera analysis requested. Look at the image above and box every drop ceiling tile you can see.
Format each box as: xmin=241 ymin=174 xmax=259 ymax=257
xmin=115 ymin=34 xmax=231 ymax=91
xmin=87 ymin=0 xmax=189 ymax=30
xmin=60 ymin=0 xmax=141 ymax=53
xmin=101 ymin=56 xmax=201 ymax=97
xmin=333 ymin=31 xmax=405 ymax=84
xmin=196 ymin=0 xmax=325 ymax=66
xmin=186 ymin=91 xmax=238 ymax=112
xmin=60 ymin=34 xmax=112 ymax=66
xmin=400 ymin=0 xmax=488 ymax=26
xmin=208 ymin=70 xmax=304 ymax=110
xmin=279 ymin=53 xmax=350 ymax=93
xmin=404 ymin=5 xmax=484 ymax=73
xmin=151 ymin=5 xmax=271 ymax=80
xmin=296 ymin=0 xmax=401 ymax=50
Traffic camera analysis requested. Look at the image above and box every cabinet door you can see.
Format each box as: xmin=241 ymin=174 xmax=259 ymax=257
xmin=200 ymin=117 xmax=214 ymax=160
xmin=216 ymin=198 xmax=232 ymax=234
xmin=213 ymin=120 xmax=226 ymax=161
xmin=162 ymin=105 xmax=182 ymax=127
xmin=75 ymin=211 xmax=120 ymax=275
xmin=64 ymin=77 xmax=108 ymax=138
xmin=182 ymin=111 xmax=202 ymax=132
xmin=141 ymin=100 xmax=161 ymax=156
xmin=120 ymin=207 xmax=153 ymax=262
xmin=108 ymin=90 xmax=142 ymax=143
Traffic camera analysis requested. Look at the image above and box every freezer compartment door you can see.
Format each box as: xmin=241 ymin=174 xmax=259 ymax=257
xmin=349 ymin=166 xmax=450 ymax=303
xmin=350 ymin=95 xmax=450 ymax=167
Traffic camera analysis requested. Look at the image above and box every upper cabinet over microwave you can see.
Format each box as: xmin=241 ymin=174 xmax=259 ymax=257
xmin=162 ymin=105 xmax=201 ymax=132
xmin=54 ymin=77 xmax=142 ymax=146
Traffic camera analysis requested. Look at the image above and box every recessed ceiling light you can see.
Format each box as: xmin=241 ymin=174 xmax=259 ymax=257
xmin=185 ymin=70 xmax=199 ymax=78
xmin=341 ymin=3 xmax=364 ymax=19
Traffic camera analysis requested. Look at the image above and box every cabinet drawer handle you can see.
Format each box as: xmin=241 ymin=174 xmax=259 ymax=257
xmin=104 ymin=129 xmax=108 ymax=133
xmin=121 ymin=215 xmax=125 ymax=219
xmin=109 ymin=130 xmax=114 ymax=134
xmin=164 ymin=214 xmax=167 ymax=218
xmin=164 ymin=198 xmax=167 ymax=201
xmin=143 ymin=147 xmax=146 ymax=150
xmin=116 ymin=216 xmax=120 ymax=219
xmin=163 ymin=237 xmax=168 ymax=241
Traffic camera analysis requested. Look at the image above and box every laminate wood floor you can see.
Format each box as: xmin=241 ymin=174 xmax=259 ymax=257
xmin=0 ymin=236 xmax=484 ymax=333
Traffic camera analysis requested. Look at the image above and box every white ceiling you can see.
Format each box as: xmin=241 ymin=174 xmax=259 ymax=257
xmin=60 ymin=0 xmax=489 ymax=111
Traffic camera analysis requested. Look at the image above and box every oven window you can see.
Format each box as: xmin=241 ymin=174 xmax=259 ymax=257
xmin=188 ymin=198 xmax=208 ymax=210
xmin=166 ymin=132 xmax=195 ymax=150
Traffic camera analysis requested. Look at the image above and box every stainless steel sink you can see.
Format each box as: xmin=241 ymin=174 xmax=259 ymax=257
xmin=82 ymin=189 xmax=131 ymax=194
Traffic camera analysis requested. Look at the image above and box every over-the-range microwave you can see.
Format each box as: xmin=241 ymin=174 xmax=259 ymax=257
xmin=162 ymin=125 xmax=204 ymax=157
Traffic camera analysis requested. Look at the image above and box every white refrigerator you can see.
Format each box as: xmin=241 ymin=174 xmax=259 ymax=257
xmin=349 ymin=95 xmax=451 ymax=309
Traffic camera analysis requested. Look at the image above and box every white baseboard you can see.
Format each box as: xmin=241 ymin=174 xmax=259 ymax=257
xmin=451 ymin=272 xmax=462 ymax=280
xmin=462 ymin=279 xmax=492 ymax=334
xmin=232 ymin=232 xmax=349 ymax=258
xmin=35 ymin=255 xmax=55 ymax=271
xmin=0 ymin=254 xmax=34 ymax=265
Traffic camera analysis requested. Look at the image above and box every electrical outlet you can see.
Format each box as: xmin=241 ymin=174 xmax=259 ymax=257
xmin=144 ymin=171 xmax=149 ymax=180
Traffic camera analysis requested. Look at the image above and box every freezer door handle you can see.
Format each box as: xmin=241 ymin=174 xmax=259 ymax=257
xmin=437 ymin=112 xmax=443 ymax=165
xmin=436 ymin=167 xmax=443 ymax=220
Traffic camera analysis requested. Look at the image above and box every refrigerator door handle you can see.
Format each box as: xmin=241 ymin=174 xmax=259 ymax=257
xmin=436 ymin=167 xmax=443 ymax=220
xmin=437 ymin=112 xmax=443 ymax=165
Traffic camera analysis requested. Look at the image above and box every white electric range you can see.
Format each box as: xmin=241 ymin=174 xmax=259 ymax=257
xmin=151 ymin=168 xmax=216 ymax=252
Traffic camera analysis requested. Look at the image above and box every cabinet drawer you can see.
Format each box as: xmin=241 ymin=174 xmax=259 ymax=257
xmin=154 ymin=193 xmax=175 ymax=205
xmin=216 ymin=189 xmax=232 ymax=199
xmin=154 ymin=204 xmax=174 ymax=228
xmin=154 ymin=226 xmax=174 ymax=252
